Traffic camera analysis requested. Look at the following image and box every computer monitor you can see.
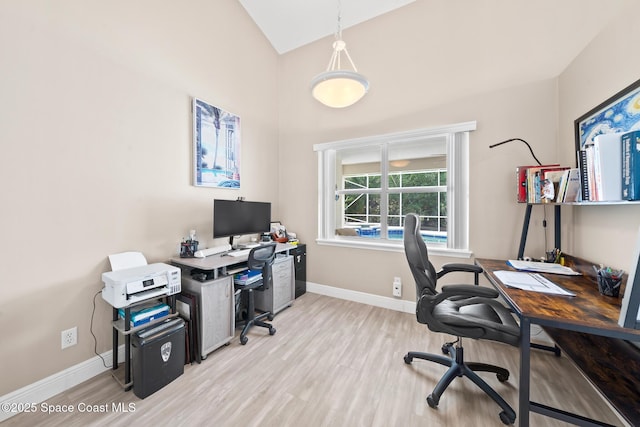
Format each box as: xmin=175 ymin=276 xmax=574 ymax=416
xmin=619 ymin=225 xmax=640 ymax=329
xmin=213 ymin=199 xmax=271 ymax=247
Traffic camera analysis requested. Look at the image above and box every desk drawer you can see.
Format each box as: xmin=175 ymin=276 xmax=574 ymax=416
xmin=255 ymin=256 xmax=294 ymax=315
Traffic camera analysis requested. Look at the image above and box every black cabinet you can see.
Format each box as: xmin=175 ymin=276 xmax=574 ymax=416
xmin=290 ymin=244 xmax=306 ymax=298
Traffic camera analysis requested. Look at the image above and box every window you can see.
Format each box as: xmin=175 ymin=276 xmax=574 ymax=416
xmin=314 ymin=121 xmax=475 ymax=257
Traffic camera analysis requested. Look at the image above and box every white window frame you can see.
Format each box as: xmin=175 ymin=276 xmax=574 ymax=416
xmin=314 ymin=121 xmax=475 ymax=258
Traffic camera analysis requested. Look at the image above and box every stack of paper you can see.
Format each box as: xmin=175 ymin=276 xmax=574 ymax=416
xmin=494 ymin=271 xmax=575 ymax=296
xmin=234 ymin=269 xmax=262 ymax=286
xmin=506 ymin=260 xmax=580 ymax=275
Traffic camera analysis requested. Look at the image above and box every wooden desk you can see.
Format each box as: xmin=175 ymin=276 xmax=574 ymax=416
xmin=476 ymin=257 xmax=640 ymax=427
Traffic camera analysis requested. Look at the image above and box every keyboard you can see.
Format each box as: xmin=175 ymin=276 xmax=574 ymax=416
xmin=194 ymin=244 xmax=232 ymax=258
xmin=227 ymin=249 xmax=251 ymax=258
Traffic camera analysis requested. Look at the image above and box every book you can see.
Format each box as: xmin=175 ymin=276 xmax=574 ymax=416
xmin=592 ymin=133 xmax=623 ymax=201
xmin=118 ymin=302 xmax=169 ymax=327
xmin=542 ymin=167 xmax=570 ymax=202
xmin=519 ymin=164 xmax=560 ymax=203
xmin=562 ymin=168 xmax=581 ymax=202
xmin=585 ymin=144 xmax=597 ymax=200
xmin=577 ymin=149 xmax=590 ymax=201
xmin=516 ymin=166 xmax=537 ymax=202
xmin=554 ymin=169 xmax=570 ymax=202
xmin=622 ymin=130 xmax=640 ymax=201
xmin=234 ymin=269 xmax=263 ymax=286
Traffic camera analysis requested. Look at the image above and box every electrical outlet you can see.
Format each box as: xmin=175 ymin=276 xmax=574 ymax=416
xmin=393 ymin=277 xmax=402 ymax=297
xmin=61 ymin=327 xmax=77 ymax=349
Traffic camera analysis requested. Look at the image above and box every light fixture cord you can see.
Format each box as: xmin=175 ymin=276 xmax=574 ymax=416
xmin=335 ymin=0 xmax=343 ymax=70
xmin=336 ymin=0 xmax=342 ymax=40
xmin=326 ymin=0 xmax=359 ymax=73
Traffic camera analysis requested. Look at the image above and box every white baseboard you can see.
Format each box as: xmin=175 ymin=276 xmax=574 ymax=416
xmin=306 ymin=283 xmax=559 ymax=345
xmin=0 ymin=346 xmax=124 ymax=422
xmin=307 ymin=281 xmax=416 ymax=314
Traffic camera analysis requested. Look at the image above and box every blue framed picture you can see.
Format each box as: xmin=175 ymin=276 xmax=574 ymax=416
xmin=574 ymin=78 xmax=640 ymax=152
xmin=193 ymin=98 xmax=241 ymax=188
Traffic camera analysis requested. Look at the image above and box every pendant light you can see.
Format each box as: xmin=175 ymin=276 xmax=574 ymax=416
xmin=310 ymin=1 xmax=369 ymax=108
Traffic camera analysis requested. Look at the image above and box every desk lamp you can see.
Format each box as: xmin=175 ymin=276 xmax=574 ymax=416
xmin=489 ymin=137 xmax=550 ymax=257
xmin=489 ymin=138 xmax=542 ymax=166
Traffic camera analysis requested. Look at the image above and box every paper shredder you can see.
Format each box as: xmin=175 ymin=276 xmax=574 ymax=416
xmin=131 ymin=317 xmax=185 ymax=399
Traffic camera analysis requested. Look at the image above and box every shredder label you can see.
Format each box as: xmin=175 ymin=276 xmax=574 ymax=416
xmin=161 ymin=342 xmax=172 ymax=362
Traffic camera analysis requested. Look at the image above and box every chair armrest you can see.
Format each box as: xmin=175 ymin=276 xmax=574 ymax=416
xmin=419 ymin=284 xmax=500 ymax=309
xmin=440 ymin=284 xmax=499 ymax=299
xmin=437 ymin=263 xmax=483 ymax=285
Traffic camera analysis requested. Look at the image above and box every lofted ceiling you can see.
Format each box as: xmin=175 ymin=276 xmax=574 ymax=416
xmin=237 ymin=0 xmax=416 ymax=54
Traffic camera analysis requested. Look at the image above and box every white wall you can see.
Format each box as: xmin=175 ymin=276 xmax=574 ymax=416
xmin=276 ymin=0 xmax=612 ymax=301
xmin=558 ymin=1 xmax=640 ymax=269
xmin=0 ymin=0 xmax=279 ymax=395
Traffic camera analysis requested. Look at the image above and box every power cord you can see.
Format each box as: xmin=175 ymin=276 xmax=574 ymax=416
xmin=542 ymin=204 xmax=548 ymax=253
xmin=90 ymin=290 xmax=112 ymax=369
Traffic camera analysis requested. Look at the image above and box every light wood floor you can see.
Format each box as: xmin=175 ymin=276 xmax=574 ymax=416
xmin=4 ymin=293 xmax=623 ymax=426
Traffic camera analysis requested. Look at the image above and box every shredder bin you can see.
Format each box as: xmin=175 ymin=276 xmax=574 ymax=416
xmin=131 ymin=317 xmax=185 ymax=399
xmin=291 ymin=244 xmax=306 ymax=298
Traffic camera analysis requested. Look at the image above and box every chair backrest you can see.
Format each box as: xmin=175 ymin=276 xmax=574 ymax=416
xmin=403 ymin=213 xmax=438 ymax=298
xmin=247 ymin=243 xmax=277 ymax=289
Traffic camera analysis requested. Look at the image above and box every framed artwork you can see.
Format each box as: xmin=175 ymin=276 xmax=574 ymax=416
xmin=193 ymin=98 xmax=241 ymax=188
xmin=574 ymin=78 xmax=640 ymax=153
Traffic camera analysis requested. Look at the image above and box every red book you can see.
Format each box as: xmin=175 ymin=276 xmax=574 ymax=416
xmin=516 ymin=164 xmax=560 ymax=203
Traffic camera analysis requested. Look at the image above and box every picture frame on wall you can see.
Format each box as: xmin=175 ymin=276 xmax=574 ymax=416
xmin=574 ymin=77 xmax=640 ymax=153
xmin=193 ymin=98 xmax=241 ymax=188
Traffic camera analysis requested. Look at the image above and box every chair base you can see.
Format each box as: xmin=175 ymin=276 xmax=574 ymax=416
xmin=404 ymin=343 xmax=516 ymax=425
xmin=236 ymin=288 xmax=276 ymax=345
xmin=237 ymin=311 xmax=276 ymax=345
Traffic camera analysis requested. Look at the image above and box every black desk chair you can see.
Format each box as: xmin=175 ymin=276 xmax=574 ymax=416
xmin=402 ymin=213 xmax=520 ymax=425
xmin=237 ymin=243 xmax=277 ymax=345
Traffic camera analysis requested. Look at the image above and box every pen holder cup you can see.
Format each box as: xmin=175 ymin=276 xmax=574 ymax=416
xmin=596 ymin=274 xmax=621 ymax=297
xmin=180 ymin=240 xmax=198 ymax=258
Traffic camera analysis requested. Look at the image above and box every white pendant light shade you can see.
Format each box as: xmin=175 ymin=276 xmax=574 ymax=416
xmin=311 ymin=70 xmax=369 ymax=108
xmin=310 ymin=6 xmax=370 ymax=109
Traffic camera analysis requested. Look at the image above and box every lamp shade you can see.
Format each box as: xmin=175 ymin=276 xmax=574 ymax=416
xmin=311 ymin=71 xmax=369 ymax=109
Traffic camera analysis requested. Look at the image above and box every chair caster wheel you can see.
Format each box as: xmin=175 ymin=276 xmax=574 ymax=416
xmin=267 ymin=313 xmax=274 ymax=321
xmin=499 ymin=410 xmax=515 ymax=425
xmin=441 ymin=344 xmax=450 ymax=354
xmin=497 ymin=371 xmax=509 ymax=382
xmin=269 ymin=327 xmax=276 ymax=335
xmin=240 ymin=336 xmax=248 ymax=345
xmin=426 ymin=394 xmax=438 ymax=409
xmin=403 ymin=354 xmax=413 ymax=364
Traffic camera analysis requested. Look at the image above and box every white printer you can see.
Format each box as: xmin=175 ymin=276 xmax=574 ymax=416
xmin=102 ymin=263 xmax=181 ymax=309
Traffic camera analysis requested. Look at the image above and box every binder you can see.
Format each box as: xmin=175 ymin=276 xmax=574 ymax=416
xmin=577 ymin=149 xmax=589 ymax=201
xmin=622 ymin=130 xmax=640 ymax=201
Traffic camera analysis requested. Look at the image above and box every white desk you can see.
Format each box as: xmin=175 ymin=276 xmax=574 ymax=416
xmin=171 ymin=242 xmax=297 ymax=352
xmin=170 ymin=242 xmax=296 ymax=278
